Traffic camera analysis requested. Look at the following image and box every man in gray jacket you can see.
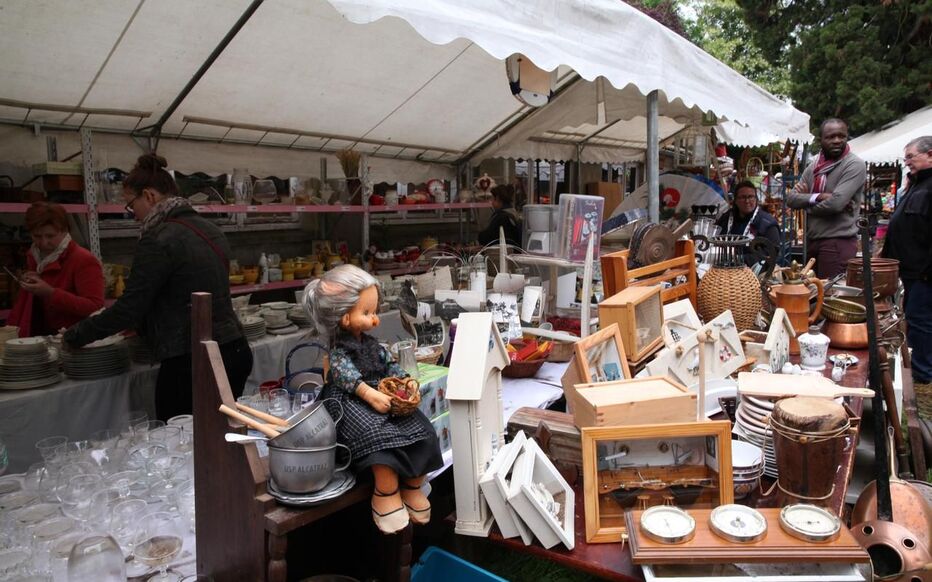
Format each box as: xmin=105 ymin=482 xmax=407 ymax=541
xmin=786 ymin=119 xmax=867 ymax=278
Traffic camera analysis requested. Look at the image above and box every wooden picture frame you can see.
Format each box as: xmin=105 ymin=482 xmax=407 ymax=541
xmin=562 ymin=324 xmax=632 ymax=413
xmin=581 ymin=421 xmax=733 ymax=543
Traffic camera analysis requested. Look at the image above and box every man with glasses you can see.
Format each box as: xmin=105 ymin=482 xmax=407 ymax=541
xmin=716 ymin=180 xmax=781 ymax=267
xmin=882 ymin=135 xmax=932 ymax=418
xmin=786 ymin=118 xmax=866 ymax=278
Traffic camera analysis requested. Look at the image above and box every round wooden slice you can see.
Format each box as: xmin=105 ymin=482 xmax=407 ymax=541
xmin=772 ymin=397 xmax=847 ymax=433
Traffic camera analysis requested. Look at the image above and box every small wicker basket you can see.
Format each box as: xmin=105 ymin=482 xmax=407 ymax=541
xmin=378 ymin=377 xmax=421 ymax=416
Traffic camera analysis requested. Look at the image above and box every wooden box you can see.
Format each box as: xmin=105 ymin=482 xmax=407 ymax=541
xmin=572 ymin=376 xmax=697 ymax=428
xmin=507 ymin=437 xmax=575 ymax=550
xmin=598 ymin=285 xmax=664 ymax=362
xmin=600 ymin=239 xmax=697 ymax=308
xmin=506 ymin=407 xmax=582 ymax=470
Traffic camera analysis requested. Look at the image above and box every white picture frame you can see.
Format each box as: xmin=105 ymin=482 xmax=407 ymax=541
xmin=507 ymin=437 xmax=575 ymax=550
xmin=479 ymin=431 xmax=533 ymax=544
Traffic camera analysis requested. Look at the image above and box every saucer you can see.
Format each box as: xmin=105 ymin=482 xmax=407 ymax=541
xmin=267 ymin=470 xmax=356 ymax=507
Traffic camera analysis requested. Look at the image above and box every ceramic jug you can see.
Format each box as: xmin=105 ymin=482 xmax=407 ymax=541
xmin=798 ymin=325 xmax=830 ymax=371
xmin=771 ymin=262 xmax=823 ymax=355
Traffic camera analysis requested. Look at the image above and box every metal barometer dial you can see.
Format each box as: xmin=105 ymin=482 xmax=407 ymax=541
xmin=639 ymin=506 xmax=696 ymax=544
xmin=709 ymin=504 xmax=768 ymax=543
xmin=778 ymin=504 xmax=841 ymax=543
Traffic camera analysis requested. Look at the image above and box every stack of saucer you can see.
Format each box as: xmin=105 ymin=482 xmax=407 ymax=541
xmin=0 ymin=326 xmax=19 ymax=359
xmin=267 ymin=470 xmax=356 ymax=507
xmin=733 ymin=394 xmax=778 ymax=478
xmin=61 ymin=335 xmax=130 ymax=380
xmin=288 ymin=307 xmax=312 ymax=328
xmin=731 ymin=440 xmax=765 ymax=499
xmin=241 ymin=315 xmax=267 ymax=342
xmin=262 ymin=308 xmax=298 ymax=336
xmin=0 ymin=337 xmax=62 ymax=390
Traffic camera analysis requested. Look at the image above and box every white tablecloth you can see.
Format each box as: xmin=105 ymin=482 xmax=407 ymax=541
xmin=0 ymin=330 xmax=313 ymax=473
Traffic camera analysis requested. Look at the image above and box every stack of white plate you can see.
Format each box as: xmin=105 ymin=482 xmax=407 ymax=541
xmin=241 ymin=315 xmax=267 ymax=342
xmin=128 ymin=336 xmax=156 ymax=364
xmin=61 ymin=335 xmax=130 ymax=380
xmin=267 ymin=470 xmax=356 ymax=507
xmin=0 ymin=326 xmax=19 ymax=359
xmin=733 ymin=394 xmax=778 ymax=478
xmin=288 ymin=307 xmax=312 ymax=328
xmin=0 ymin=337 xmax=62 ymax=390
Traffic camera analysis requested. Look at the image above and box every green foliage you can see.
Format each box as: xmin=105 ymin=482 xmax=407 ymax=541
xmin=682 ymin=0 xmax=791 ymax=97
xmin=735 ymin=0 xmax=932 ymax=134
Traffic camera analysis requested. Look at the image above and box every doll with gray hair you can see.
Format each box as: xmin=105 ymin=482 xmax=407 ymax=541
xmin=302 ymin=264 xmax=442 ymax=535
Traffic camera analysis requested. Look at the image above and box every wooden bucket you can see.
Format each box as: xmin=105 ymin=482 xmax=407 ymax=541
xmin=770 ymin=396 xmax=849 ymax=503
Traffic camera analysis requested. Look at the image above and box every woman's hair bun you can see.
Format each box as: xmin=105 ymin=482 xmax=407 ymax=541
xmin=136 ymin=153 xmax=168 ymax=172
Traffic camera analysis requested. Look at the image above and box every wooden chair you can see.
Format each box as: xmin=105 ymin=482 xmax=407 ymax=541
xmin=191 ymin=292 xmax=412 ymax=581
xmin=600 ymin=239 xmax=697 ymax=308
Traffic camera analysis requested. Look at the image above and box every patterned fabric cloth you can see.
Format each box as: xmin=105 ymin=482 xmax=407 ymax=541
xmin=322 ymin=331 xmax=432 ymax=461
xmin=140 ymin=196 xmax=191 ymax=237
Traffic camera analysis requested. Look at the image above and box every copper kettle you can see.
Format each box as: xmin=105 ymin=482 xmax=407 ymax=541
xmin=770 ymin=260 xmax=823 ymax=355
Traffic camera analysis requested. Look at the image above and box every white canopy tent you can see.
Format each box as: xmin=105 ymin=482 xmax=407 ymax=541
xmin=849 ymin=105 xmax=932 ymax=166
xmin=0 ymin=0 xmax=809 ymax=180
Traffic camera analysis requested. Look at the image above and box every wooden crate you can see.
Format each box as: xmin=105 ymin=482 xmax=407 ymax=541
xmin=506 ymin=407 xmax=582 ymax=470
xmin=572 ymin=376 xmax=697 ymax=428
xmin=598 ymin=285 xmax=663 ymax=362
xmin=600 ymin=239 xmax=697 ymax=308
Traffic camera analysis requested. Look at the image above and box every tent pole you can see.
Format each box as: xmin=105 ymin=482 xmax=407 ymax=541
xmin=646 ymin=90 xmax=660 ymax=223
xmin=136 ymin=0 xmax=265 ymax=146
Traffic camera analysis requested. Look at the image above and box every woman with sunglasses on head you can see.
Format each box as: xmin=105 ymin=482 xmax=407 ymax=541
xmin=63 ymin=154 xmax=252 ymax=420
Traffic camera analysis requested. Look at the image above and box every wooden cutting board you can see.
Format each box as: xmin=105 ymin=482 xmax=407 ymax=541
xmin=737 ymin=372 xmax=874 ymax=399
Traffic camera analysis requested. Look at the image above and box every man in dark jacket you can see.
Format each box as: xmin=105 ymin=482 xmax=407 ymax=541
xmin=882 ymin=135 xmax=932 ymax=417
xmin=716 ymin=180 xmax=782 ymax=266
xmin=478 ymin=185 xmax=522 ymax=246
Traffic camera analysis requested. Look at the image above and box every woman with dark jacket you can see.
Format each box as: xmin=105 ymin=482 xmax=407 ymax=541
xmin=64 ymin=154 xmax=252 ymax=420
xmin=477 ymin=184 xmax=522 ymax=246
xmin=715 ymin=180 xmax=782 ymax=261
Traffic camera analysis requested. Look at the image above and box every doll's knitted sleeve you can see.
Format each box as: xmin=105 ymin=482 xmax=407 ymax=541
xmin=329 ymin=348 xmax=364 ymax=393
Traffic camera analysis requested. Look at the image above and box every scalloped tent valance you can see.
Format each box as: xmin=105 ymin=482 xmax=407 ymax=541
xmin=0 ymin=0 xmax=810 ymax=170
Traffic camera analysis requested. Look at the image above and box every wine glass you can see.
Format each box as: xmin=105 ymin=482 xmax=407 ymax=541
xmin=133 ymin=512 xmax=183 ymax=581
xmin=67 ymin=533 xmax=126 ymax=581
xmin=0 ymin=437 xmax=7 ymax=477
xmin=58 ymin=474 xmax=103 ymax=530
xmin=109 ymin=498 xmax=146 ymax=557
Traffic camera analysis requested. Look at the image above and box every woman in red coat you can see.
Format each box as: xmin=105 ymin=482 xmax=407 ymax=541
xmin=8 ymin=202 xmax=105 ymax=337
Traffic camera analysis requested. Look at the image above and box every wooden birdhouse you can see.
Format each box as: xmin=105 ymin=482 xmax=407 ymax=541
xmin=448 ymin=312 xmax=510 ymax=536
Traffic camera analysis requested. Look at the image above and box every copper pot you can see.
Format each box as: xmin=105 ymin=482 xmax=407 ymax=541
xmin=823 ymin=320 xmax=869 ymax=349
xmin=846 ymin=257 xmax=899 ymax=298
xmin=850 ymin=520 xmax=932 ymax=581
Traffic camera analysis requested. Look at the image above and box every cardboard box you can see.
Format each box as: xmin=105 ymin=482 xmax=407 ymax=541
xmin=586 ymin=181 xmax=623 ymax=215
xmin=416 ymin=363 xmax=449 ymax=419
xmin=572 ymin=376 xmax=697 ymax=428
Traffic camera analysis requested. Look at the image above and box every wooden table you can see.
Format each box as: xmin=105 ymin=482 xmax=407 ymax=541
xmin=486 ymin=347 xmax=871 ymax=581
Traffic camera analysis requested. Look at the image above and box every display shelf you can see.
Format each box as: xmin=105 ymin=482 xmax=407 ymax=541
xmin=229 ymin=278 xmax=313 ymax=296
xmin=0 ymin=203 xmax=90 ymax=214
xmin=93 ymin=202 xmax=490 ymax=215
xmin=367 ymin=202 xmax=490 ymax=212
xmin=509 ymin=254 xmax=584 ymax=268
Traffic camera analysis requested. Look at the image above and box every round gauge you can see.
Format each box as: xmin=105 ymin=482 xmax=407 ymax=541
xmin=709 ymin=504 xmax=768 ymax=543
xmin=778 ymin=504 xmax=841 ymax=543
xmin=640 ymin=506 xmax=696 ymax=545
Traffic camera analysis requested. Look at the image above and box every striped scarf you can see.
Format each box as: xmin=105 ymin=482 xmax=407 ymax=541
xmin=139 ymin=196 xmax=191 ymax=238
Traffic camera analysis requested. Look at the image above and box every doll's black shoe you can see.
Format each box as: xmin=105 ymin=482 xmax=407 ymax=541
xmin=400 ymin=482 xmax=431 ymax=525
xmin=372 ymin=487 xmax=409 ymax=534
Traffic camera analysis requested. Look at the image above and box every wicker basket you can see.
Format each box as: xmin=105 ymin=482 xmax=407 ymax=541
xmin=697 ymin=265 xmax=761 ymax=331
xmin=378 ymin=377 xmax=421 ymax=416
xmin=502 ymin=358 xmax=546 ymax=378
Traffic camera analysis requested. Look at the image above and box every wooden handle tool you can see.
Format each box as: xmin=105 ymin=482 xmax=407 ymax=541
xmin=234 ymin=402 xmax=290 ymax=427
xmin=219 ymin=404 xmax=281 ymax=438
xmin=737 ymin=372 xmax=874 ymax=399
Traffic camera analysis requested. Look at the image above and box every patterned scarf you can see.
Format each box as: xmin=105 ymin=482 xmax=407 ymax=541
xmin=139 ymin=196 xmax=192 ymax=238
xmin=31 ymin=233 xmax=72 ymax=274
xmin=812 ymin=144 xmax=850 ymax=194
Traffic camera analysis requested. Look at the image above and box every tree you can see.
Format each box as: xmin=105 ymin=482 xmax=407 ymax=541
xmin=625 ymin=0 xmax=690 ymax=37
xmin=735 ymin=0 xmax=932 ymax=134
xmin=682 ymin=0 xmax=791 ymax=97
